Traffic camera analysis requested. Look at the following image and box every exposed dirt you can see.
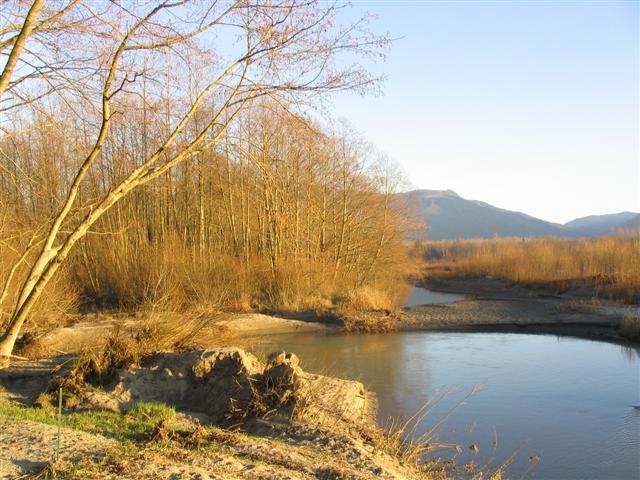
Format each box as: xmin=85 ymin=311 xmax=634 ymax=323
xmin=0 ymin=356 xmax=72 ymax=405
xmin=19 ymin=312 xmax=337 ymax=359
xmin=0 ymin=416 xmax=116 ymax=479
xmin=216 ymin=313 xmax=338 ymax=336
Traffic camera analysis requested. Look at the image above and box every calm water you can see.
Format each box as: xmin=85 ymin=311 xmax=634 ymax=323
xmin=252 ymin=332 xmax=640 ymax=479
xmin=404 ymin=286 xmax=465 ymax=307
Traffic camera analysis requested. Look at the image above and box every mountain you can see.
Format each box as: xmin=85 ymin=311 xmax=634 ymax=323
xmin=402 ymin=189 xmax=638 ymax=240
xmin=565 ymin=212 xmax=640 ymax=236
xmin=613 ymin=213 xmax=640 ymax=234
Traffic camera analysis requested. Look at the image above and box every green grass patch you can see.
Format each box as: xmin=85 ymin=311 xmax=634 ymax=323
xmin=0 ymin=400 xmax=176 ymax=442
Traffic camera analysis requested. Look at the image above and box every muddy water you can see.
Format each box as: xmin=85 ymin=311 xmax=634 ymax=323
xmin=252 ymin=331 xmax=640 ymax=479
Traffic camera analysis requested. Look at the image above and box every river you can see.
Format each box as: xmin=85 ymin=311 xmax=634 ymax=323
xmin=250 ymin=288 xmax=640 ymax=479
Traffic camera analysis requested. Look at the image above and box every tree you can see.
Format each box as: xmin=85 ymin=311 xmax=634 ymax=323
xmin=0 ymin=0 xmax=388 ymax=366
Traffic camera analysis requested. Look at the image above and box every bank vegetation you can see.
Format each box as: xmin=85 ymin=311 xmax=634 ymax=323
xmin=412 ymin=235 xmax=640 ymax=303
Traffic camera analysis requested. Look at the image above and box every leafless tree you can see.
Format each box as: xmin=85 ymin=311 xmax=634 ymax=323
xmin=0 ymin=0 xmax=389 ymax=365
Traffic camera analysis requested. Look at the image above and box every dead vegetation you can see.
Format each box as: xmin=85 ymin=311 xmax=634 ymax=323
xmin=340 ymin=311 xmax=402 ymax=333
xmin=412 ymin=236 xmax=640 ymax=303
xmin=621 ymin=309 xmax=640 ymax=341
xmin=13 ymin=310 xmax=237 ymax=362
xmin=42 ymin=318 xmax=236 ymax=396
xmin=0 ymin=0 xmax=416 ymax=364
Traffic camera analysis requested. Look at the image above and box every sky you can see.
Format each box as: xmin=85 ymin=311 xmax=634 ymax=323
xmin=329 ymin=0 xmax=639 ymax=224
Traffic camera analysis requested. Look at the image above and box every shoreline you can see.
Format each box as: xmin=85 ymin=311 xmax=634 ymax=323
xmin=395 ymin=276 xmax=636 ymax=346
xmin=2 ymin=277 xmax=636 ymax=478
xmin=24 ymin=277 xmax=637 ymax=357
xmin=0 ymin=348 xmax=416 ymax=479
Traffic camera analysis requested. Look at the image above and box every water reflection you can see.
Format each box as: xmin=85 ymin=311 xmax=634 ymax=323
xmin=621 ymin=344 xmax=640 ymax=362
xmin=251 ymin=332 xmax=640 ymax=479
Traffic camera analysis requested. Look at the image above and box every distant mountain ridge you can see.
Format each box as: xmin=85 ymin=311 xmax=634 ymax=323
xmin=564 ymin=212 xmax=639 ymax=236
xmin=616 ymin=214 xmax=640 ymax=233
xmin=402 ymin=189 xmax=639 ymax=240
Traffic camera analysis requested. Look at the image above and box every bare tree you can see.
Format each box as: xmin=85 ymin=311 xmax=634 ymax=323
xmin=0 ymin=0 xmax=388 ymax=366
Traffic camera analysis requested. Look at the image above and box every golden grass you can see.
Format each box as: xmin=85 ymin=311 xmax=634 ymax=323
xmin=69 ymin=235 xmax=414 ymax=316
xmin=47 ymin=316 xmax=236 ymax=390
xmin=375 ymin=388 xmax=512 ymax=479
xmin=337 ymin=286 xmax=396 ymax=312
xmin=0 ymin=241 xmax=78 ymax=334
xmin=621 ymin=309 xmax=640 ymax=341
xmin=413 ymin=236 xmax=640 ymax=303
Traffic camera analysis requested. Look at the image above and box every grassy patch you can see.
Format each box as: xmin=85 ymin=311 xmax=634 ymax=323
xmin=0 ymin=400 xmax=175 ymax=442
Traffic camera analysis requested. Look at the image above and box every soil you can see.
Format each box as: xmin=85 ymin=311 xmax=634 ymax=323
xmin=0 ymin=416 xmax=115 ymax=479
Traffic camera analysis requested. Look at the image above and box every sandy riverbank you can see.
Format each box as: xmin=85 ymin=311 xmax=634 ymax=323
xmin=0 ymin=348 xmax=423 ymax=480
xmin=1 ymin=276 xmax=635 ymax=478
xmin=398 ymin=277 xmax=636 ymax=344
xmin=17 ymin=277 xmax=637 ymax=359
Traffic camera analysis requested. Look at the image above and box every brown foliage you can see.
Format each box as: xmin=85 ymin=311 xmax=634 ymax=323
xmin=0 ymin=0 xmax=394 ymax=361
xmin=413 ymin=236 xmax=640 ymax=303
xmin=49 ymin=316 xmax=235 ymax=392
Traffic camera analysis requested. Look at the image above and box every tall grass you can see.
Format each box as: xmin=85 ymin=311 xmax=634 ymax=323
xmin=413 ymin=235 xmax=640 ymax=303
xmin=69 ymin=235 xmax=413 ymax=315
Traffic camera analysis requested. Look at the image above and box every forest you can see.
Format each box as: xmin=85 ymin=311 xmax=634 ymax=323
xmin=0 ymin=0 xmax=413 ymax=363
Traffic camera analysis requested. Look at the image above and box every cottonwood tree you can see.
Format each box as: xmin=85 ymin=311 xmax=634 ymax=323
xmin=0 ymin=0 xmax=388 ymax=366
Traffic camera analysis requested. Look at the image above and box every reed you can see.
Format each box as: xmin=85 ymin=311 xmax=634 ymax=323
xmin=621 ymin=309 xmax=640 ymax=341
xmin=413 ymin=235 xmax=640 ymax=303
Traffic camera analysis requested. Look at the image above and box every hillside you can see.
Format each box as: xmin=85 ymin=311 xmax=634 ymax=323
xmin=403 ymin=189 xmax=638 ymax=240
xmin=564 ymin=212 xmax=639 ymax=236
xmin=614 ymin=213 xmax=640 ymax=233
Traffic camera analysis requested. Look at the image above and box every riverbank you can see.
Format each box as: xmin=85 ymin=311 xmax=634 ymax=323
xmin=0 ymin=348 xmax=431 ymax=479
xmin=14 ymin=277 xmax=637 ymax=361
xmin=1 ymin=278 xmax=636 ymax=478
xmin=398 ymin=277 xmax=636 ymax=345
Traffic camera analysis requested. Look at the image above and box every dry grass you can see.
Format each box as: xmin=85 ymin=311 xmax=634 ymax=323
xmin=372 ymin=388 xmax=513 ymax=479
xmin=2 ymin=225 xmax=413 ymax=348
xmin=48 ymin=316 xmax=235 ymax=392
xmin=340 ymin=311 xmax=400 ymax=333
xmin=336 ymin=286 xmax=396 ymax=312
xmin=333 ymin=283 xmax=412 ymax=332
xmin=71 ymin=235 xmax=413 ymax=316
xmin=413 ymin=236 xmax=640 ymax=303
xmin=0 ymin=238 xmax=78 ymax=334
xmin=621 ymin=309 xmax=640 ymax=341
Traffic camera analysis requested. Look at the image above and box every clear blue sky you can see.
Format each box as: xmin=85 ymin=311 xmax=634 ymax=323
xmin=330 ymin=0 xmax=639 ymax=224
